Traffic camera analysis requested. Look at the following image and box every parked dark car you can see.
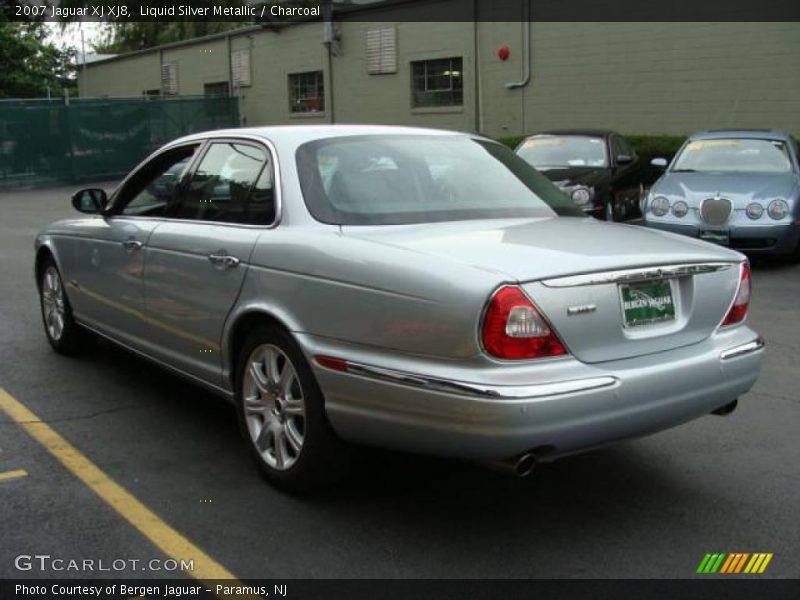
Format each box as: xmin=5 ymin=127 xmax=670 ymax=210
xmin=515 ymin=130 xmax=657 ymax=221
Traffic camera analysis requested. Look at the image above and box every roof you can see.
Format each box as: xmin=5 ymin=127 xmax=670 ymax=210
xmin=169 ymin=124 xmax=477 ymax=149
xmin=690 ymin=129 xmax=792 ymax=141
xmin=84 ymin=1 xmax=418 ymax=67
xmin=528 ymin=129 xmax=617 ymax=138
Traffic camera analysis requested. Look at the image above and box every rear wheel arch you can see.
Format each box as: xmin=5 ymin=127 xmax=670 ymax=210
xmin=226 ymin=310 xmax=296 ymax=390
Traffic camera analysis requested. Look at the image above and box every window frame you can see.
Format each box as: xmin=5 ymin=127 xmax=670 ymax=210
xmin=107 ymin=142 xmax=203 ymax=217
xmin=106 ymin=136 xmax=282 ymax=229
xmin=410 ymin=57 xmax=464 ymax=108
xmin=288 ymin=71 xmax=325 ymax=114
xmin=167 ymin=138 xmax=278 ymax=226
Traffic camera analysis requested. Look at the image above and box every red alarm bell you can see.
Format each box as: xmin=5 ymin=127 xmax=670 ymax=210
xmin=497 ymin=46 xmax=510 ymax=61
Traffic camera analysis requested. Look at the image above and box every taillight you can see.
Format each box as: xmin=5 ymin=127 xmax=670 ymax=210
xmin=481 ymin=286 xmax=568 ymax=360
xmin=721 ymin=262 xmax=751 ymax=327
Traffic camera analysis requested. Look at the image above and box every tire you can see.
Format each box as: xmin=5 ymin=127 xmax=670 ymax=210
xmin=38 ymin=258 xmax=90 ymax=355
xmin=234 ymin=324 xmax=348 ymax=492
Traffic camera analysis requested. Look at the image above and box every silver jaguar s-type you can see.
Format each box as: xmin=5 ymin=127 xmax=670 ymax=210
xmin=35 ymin=125 xmax=764 ymax=489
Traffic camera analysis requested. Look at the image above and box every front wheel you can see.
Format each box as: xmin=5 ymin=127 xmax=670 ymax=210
xmin=235 ymin=324 xmax=348 ymax=491
xmin=39 ymin=259 xmax=90 ymax=354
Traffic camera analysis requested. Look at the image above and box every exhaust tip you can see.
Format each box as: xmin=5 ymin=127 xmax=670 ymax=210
xmin=479 ymin=452 xmax=537 ymax=478
xmin=515 ymin=453 xmax=536 ymax=477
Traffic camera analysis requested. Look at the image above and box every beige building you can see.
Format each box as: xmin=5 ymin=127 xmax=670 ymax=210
xmin=80 ymin=0 xmax=800 ymax=138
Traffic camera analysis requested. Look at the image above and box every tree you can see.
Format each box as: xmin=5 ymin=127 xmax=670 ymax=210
xmin=92 ymin=22 xmax=246 ymax=54
xmin=0 ymin=21 xmax=76 ymax=98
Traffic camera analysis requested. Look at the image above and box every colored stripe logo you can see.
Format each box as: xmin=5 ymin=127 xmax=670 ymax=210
xmin=697 ymin=553 xmax=773 ymax=574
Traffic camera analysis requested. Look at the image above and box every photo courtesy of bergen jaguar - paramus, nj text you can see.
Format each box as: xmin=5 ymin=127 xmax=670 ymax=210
xmin=36 ymin=125 xmax=764 ymax=490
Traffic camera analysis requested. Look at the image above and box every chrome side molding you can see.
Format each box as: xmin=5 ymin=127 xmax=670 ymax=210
xmin=541 ymin=262 xmax=735 ymax=288
xmin=342 ymin=361 xmax=618 ymax=401
xmin=720 ymin=337 xmax=765 ymax=361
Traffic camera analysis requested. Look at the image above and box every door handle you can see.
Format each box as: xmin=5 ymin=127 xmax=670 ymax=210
xmin=122 ymin=238 xmax=143 ymax=252
xmin=208 ymin=253 xmax=240 ymax=269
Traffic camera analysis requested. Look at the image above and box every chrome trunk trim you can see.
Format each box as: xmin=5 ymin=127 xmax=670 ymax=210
xmin=341 ymin=361 xmax=618 ymax=401
xmin=720 ymin=337 xmax=765 ymax=361
xmin=541 ymin=262 xmax=735 ymax=288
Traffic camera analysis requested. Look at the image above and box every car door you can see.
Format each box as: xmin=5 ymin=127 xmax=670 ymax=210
xmin=68 ymin=144 xmax=200 ymax=347
xmin=141 ymin=139 xmax=277 ymax=387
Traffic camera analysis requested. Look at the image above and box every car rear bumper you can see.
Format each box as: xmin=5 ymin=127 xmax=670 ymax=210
xmin=645 ymin=220 xmax=799 ymax=255
xmin=301 ymin=327 xmax=764 ymax=461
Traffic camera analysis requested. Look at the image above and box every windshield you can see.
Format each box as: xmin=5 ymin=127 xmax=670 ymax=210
xmin=296 ymin=135 xmax=582 ymax=225
xmin=516 ymin=135 xmax=608 ymax=168
xmin=672 ymin=138 xmax=793 ymax=173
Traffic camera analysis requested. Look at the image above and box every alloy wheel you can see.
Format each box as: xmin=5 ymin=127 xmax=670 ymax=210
xmin=242 ymin=344 xmax=306 ymax=471
xmin=41 ymin=266 xmax=66 ymax=342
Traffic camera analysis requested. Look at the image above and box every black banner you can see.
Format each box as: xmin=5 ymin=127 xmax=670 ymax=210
xmin=1 ymin=0 xmax=800 ymax=23
xmin=2 ymin=579 xmax=800 ymax=600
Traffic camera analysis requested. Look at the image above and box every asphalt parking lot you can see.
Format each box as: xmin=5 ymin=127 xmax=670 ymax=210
xmin=0 ymin=184 xmax=798 ymax=581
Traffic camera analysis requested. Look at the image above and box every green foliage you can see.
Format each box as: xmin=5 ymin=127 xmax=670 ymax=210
xmin=497 ymin=136 xmax=528 ymax=150
xmin=497 ymin=134 xmax=688 ymax=160
xmin=92 ymin=22 xmax=247 ymax=54
xmin=625 ymin=135 xmax=687 ymax=160
xmin=0 ymin=21 xmax=76 ymax=98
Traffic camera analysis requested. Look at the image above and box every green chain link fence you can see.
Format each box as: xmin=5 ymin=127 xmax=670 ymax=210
xmin=0 ymin=96 xmax=239 ymax=188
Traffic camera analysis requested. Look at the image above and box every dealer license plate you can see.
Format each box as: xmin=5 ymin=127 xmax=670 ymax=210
xmin=619 ymin=280 xmax=676 ymax=328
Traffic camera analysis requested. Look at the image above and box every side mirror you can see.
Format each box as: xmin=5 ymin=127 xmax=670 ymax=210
xmin=650 ymin=157 xmax=668 ymax=169
xmin=71 ymin=188 xmax=108 ymax=214
xmin=616 ymin=154 xmax=634 ymax=165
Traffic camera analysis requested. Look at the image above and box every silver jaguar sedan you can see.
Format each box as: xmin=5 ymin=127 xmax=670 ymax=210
xmin=36 ymin=125 xmax=764 ymax=490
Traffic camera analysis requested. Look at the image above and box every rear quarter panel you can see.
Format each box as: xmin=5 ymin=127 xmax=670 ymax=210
xmin=232 ymin=226 xmax=506 ymax=361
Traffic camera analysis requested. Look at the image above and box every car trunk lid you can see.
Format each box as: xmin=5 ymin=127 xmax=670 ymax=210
xmin=344 ymin=217 xmax=744 ymax=363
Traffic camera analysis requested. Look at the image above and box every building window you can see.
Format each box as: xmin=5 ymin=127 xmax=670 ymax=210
xmin=411 ymin=57 xmax=463 ymax=108
xmin=366 ymin=27 xmax=397 ymax=75
xmin=160 ymin=62 xmax=178 ymax=96
xmin=231 ymin=49 xmax=251 ymax=88
xmin=289 ymin=71 xmax=324 ymax=113
xmin=204 ymin=82 xmax=229 ymax=97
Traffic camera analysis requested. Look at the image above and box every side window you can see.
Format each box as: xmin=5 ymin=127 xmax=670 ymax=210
xmin=171 ymin=142 xmax=270 ymax=224
xmin=116 ymin=145 xmax=199 ymax=216
xmin=246 ymin=161 xmax=276 ymax=225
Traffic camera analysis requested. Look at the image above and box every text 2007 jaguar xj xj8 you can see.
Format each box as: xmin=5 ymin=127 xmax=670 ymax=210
xmin=35 ymin=126 xmax=764 ymax=489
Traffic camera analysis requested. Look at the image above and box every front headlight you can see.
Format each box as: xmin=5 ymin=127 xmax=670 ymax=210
xmin=650 ymin=196 xmax=670 ymax=217
xmin=570 ymin=186 xmax=593 ymax=206
xmin=671 ymin=201 xmax=689 ymax=218
xmin=746 ymin=203 xmax=764 ymax=220
xmin=767 ymin=199 xmax=789 ymax=220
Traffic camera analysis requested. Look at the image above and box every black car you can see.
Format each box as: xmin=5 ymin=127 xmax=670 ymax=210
xmin=515 ymin=129 xmax=656 ymax=221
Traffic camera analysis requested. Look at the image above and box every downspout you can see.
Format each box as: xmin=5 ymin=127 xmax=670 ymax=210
xmin=473 ymin=0 xmax=483 ymax=133
xmin=504 ymin=0 xmax=531 ymax=90
xmin=323 ymin=2 xmax=336 ymax=124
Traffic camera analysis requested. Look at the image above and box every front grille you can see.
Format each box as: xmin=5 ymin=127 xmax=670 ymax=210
xmin=700 ymin=198 xmax=732 ymax=225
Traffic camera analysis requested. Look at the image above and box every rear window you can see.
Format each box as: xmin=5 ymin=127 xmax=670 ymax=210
xmin=296 ymin=135 xmax=582 ymax=225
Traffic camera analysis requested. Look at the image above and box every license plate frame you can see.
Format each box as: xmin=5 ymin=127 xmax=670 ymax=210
xmin=619 ymin=279 xmax=676 ymax=328
xmin=699 ymin=229 xmax=730 ymax=246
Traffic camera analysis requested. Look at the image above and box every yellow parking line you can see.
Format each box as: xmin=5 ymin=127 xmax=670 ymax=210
xmin=0 ymin=387 xmax=258 ymax=599
xmin=0 ymin=469 xmax=28 ymax=482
